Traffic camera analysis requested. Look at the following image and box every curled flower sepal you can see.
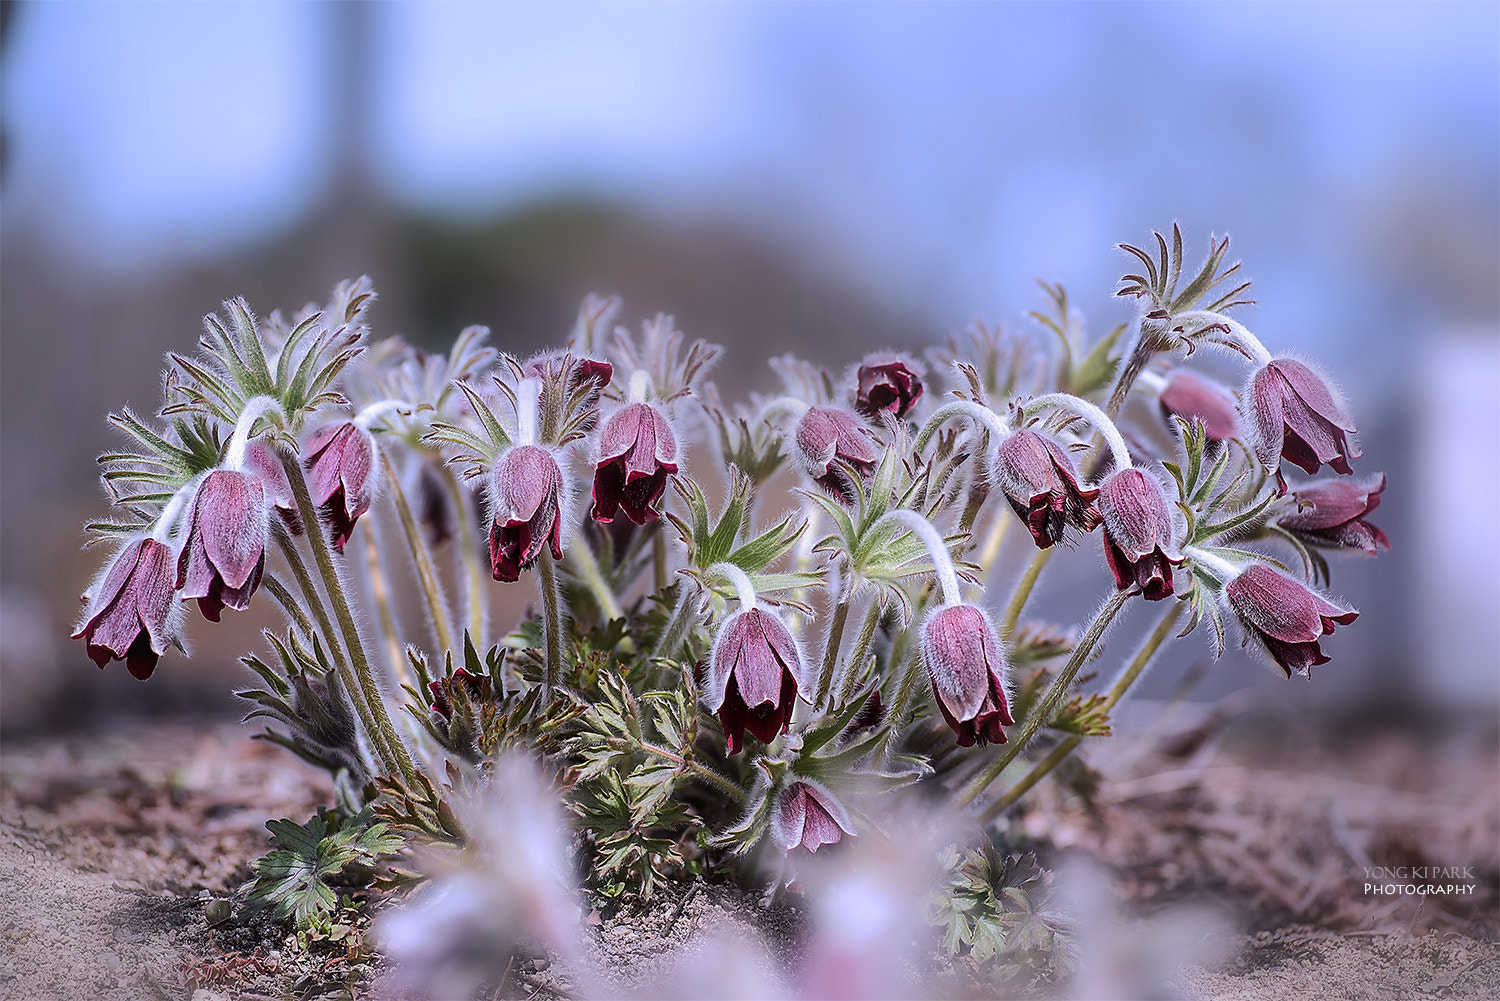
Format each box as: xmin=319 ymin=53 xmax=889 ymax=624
xmin=1098 ymin=467 xmax=1183 ymax=601
xmin=176 ymin=469 xmax=272 ymax=622
xmin=73 ymin=537 xmax=181 ymax=680
xmin=1223 ymin=563 xmax=1357 ymax=678
xmin=794 ymin=405 xmax=879 ymax=504
xmin=993 ymin=428 xmax=1101 ymax=549
xmin=1248 ymin=358 xmax=1359 ymax=493
xmin=771 ymin=780 xmax=855 ymax=855
xmin=304 ymin=421 xmax=377 ymax=552
xmin=589 ymin=402 xmax=678 ymax=525
xmin=487 ymin=445 xmax=566 ymax=583
xmin=854 ymin=355 xmax=923 ymax=419
xmin=707 ymin=606 xmax=807 ymax=754
xmin=921 ymin=603 xmax=1014 ymax=747
xmin=1276 ymin=474 xmax=1389 ymax=555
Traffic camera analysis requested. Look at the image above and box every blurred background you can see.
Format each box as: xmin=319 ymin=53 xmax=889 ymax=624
xmin=2 ymin=0 xmax=1497 ymax=736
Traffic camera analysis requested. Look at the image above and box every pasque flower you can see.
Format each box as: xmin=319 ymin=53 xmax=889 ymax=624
xmin=855 ymin=356 xmax=923 ymax=419
xmin=590 ymin=402 xmax=678 ymax=525
xmin=993 ymin=428 xmax=1102 ymax=548
xmin=794 ymin=405 xmax=879 ymax=504
xmin=304 ymin=421 xmax=377 ymax=552
xmin=176 ymin=469 xmax=272 ymax=621
xmin=244 ymin=441 xmax=302 ymax=535
xmin=1098 ymin=467 xmax=1183 ymax=600
xmin=1158 ymin=368 xmax=1240 ymax=442
xmin=921 ymin=603 xmax=1014 ymax=747
xmin=1224 ymin=563 xmax=1358 ymax=678
xmin=488 ymin=445 xmax=566 ymax=582
xmin=708 ymin=606 xmax=805 ymax=753
xmin=1248 ymin=358 xmax=1360 ymax=492
xmin=1277 ymin=474 xmax=1389 ymax=554
xmin=73 ymin=537 xmax=179 ymax=680
xmin=771 ymin=781 xmax=855 ymax=854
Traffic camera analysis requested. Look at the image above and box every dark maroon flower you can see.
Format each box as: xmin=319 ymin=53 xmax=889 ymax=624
xmin=772 ymin=781 xmax=855 ymax=854
xmin=590 ymin=402 xmax=678 ymax=525
xmin=707 ymin=607 xmax=804 ymax=753
xmin=176 ymin=469 xmax=271 ymax=622
xmin=1098 ymin=468 xmax=1183 ymax=601
xmin=427 ymin=667 xmax=490 ymax=720
xmin=794 ymin=405 xmax=879 ymax=504
xmin=1248 ymin=358 xmax=1360 ymax=493
xmin=73 ymin=537 xmax=178 ymax=680
xmin=921 ymin=603 xmax=1014 ymax=747
xmin=1159 ymin=369 xmax=1240 ymax=442
xmin=488 ymin=444 xmax=565 ymax=582
xmin=304 ymin=422 xmax=376 ymax=552
xmin=1224 ymin=563 xmax=1358 ymax=678
xmin=855 ymin=356 xmax=923 ymax=419
xmin=245 ymin=441 xmax=303 ymax=535
xmin=993 ymin=428 xmax=1102 ymax=549
xmin=1278 ymin=474 xmax=1389 ymax=554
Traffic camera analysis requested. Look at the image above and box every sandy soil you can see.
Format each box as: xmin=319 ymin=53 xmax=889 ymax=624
xmin=1 ymin=709 xmax=1496 ymax=1000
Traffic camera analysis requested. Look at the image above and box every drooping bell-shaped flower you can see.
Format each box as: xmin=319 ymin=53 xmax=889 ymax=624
xmin=1158 ymin=368 xmax=1240 ymax=442
xmin=304 ymin=421 xmax=377 ymax=552
xmin=1247 ymin=358 xmax=1360 ymax=493
xmin=854 ymin=356 xmax=923 ymax=419
xmin=488 ymin=444 xmax=565 ymax=582
xmin=244 ymin=441 xmax=303 ymax=535
xmin=993 ymin=428 xmax=1102 ymax=549
xmin=921 ymin=603 xmax=1014 ymax=747
xmin=707 ymin=606 xmax=805 ymax=753
xmin=794 ymin=405 xmax=879 ymax=504
xmin=1098 ymin=467 xmax=1183 ymax=601
xmin=1276 ymin=474 xmax=1389 ymax=555
xmin=176 ymin=469 xmax=272 ymax=622
xmin=73 ymin=537 xmax=179 ymax=680
xmin=771 ymin=781 xmax=855 ymax=854
xmin=590 ymin=402 xmax=678 ymax=525
xmin=1224 ymin=563 xmax=1358 ymax=678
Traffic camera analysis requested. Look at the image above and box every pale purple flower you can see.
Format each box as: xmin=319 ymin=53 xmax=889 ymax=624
xmin=921 ymin=603 xmax=1014 ymax=747
xmin=794 ymin=405 xmax=878 ymax=504
xmin=1158 ymin=368 xmax=1240 ymax=442
xmin=1277 ymin=474 xmax=1389 ymax=554
xmin=488 ymin=445 xmax=565 ymax=582
xmin=1224 ymin=563 xmax=1358 ymax=678
xmin=993 ymin=428 xmax=1102 ymax=549
xmin=707 ymin=607 xmax=805 ymax=753
xmin=1099 ymin=468 xmax=1182 ymax=601
xmin=1248 ymin=358 xmax=1360 ymax=493
xmin=176 ymin=469 xmax=271 ymax=622
xmin=772 ymin=781 xmax=855 ymax=854
xmin=73 ymin=537 xmax=179 ymax=680
xmin=304 ymin=421 xmax=376 ymax=551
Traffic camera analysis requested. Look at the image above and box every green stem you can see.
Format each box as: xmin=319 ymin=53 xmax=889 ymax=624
xmin=281 ymin=449 xmax=420 ymax=786
xmin=440 ymin=467 xmax=488 ymax=646
xmin=605 ymin=737 xmax=746 ymax=803
xmin=957 ymin=431 xmax=992 ymax=538
xmin=815 ymin=595 xmax=851 ymax=709
xmin=835 ymin=597 xmax=884 ymax=707
xmin=977 ymin=600 xmax=1183 ymax=823
xmin=379 ymin=452 xmax=454 ymax=657
xmin=537 ymin=547 xmax=564 ymax=693
xmin=262 ymin=573 xmax=311 ymax=636
xmin=568 ymin=532 xmax=625 ymax=623
xmin=1105 ymin=315 xmax=1167 ymax=419
xmin=1001 ymin=548 xmax=1054 ymax=642
xmin=360 ymin=519 xmax=409 ymax=690
xmin=653 ymin=526 xmax=669 ymax=595
xmin=953 ymin=589 xmax=1129 ymax=811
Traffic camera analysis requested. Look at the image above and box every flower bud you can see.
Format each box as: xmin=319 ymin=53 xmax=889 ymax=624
xmin=73 ymin=537 xmax=179 ymax=680
xmin=176 ymin=469 xmax=271 ymax=621
xmin=771 ymin=781 xmax=855 ymax=854
xmin=589 ymin=402 xmax=678 ymax=525
xmin=794 ymin=405 xmax=878 ymax=504
xmin=993 ymin=428 xmax=1102 ymax=549
xmin=920 ymin=603 xmax=1013 ymax=747
xmin=488 ymin=445 xmax=566 ymax=582
xmin=304 ymin=421 xmax=377 ymax=552
xmin=854 ymin=356 xmax=923 ymax=419
xmin=1248 ymin=358 xmax=1360 ymax=493
xmin=1224 ymin=563 xmax=1357 ymax=678
xmin=1158 ymin=369 xmax=1240 ymax=442
xmin=1276 ymin=474 xmax=1389 ymax=554
xmin=707 ymin=607 xmax=805 ymax=753
xmin=1098 ymin=468 xmax=1183 ymax=600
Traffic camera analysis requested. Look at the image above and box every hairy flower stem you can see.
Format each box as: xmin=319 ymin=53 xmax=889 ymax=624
xmin=815 ymin=596 xmax=852 ymax=709
xmin=1106 ymin=314 xmax=1169 ymax=419
xmin=1001 ymin=548 xmax=1054 ymax=642
xmin=956 ymin=431 xmax=993 ymax=539
xmin=379 ymin=452 xmax=455 ymax=657
xmin=953 ymin=589 xmax=1130 ymax=811
xmin=652 ymin=527 xmax=669 ymax=595
xmin=602 ymin=736 xmax=746 ymax=804
xmin=440 ymin=468 xmax=488 ymax=645
xmin=360 ymin=522 xmax=408 ymax=689
xmin=537 ymin=548 xmax=564 ymax=694
xmin=567 ymin=536 xmax=627 ymax=625
xmin=835 ymin=597 xmax=884 ymax=706
xmin=977 ymin=600 xmax=1183 ymax=823
xmin=280 ymin=450 xmax=420 ymax=786
xmin=262 ymin=574 xmax=311 ymax=636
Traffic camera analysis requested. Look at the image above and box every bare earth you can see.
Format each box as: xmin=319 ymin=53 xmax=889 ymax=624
xmin=1 ymin=708 xmax=1496 ymax=1000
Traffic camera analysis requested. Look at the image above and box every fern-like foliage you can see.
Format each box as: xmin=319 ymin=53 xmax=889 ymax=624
xmin=244 ymin=809 xmax=404 ymax=926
